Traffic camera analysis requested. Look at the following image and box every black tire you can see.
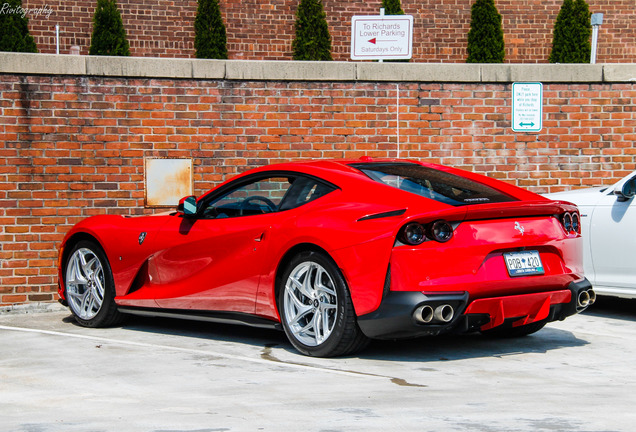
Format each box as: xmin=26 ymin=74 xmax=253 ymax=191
xmin=277 ymin=251 xmax=369 ymax=357
xmin=63 ymin=240 xmax=123 ymax=328
xmin=481 ymin=319 xmax=547 ymax=338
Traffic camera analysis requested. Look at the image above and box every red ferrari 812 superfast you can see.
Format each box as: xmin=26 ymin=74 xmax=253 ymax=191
xmin=58 ymin=159 xmax=594 ymax=357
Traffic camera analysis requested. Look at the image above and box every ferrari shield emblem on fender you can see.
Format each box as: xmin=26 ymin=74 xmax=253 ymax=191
xmin=138 ymin=232 xmax=147 ymax=245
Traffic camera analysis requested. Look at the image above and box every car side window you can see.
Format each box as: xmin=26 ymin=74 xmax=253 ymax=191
xmin=201 ymin=176 xmax=293 ymax=219
xmin=279 ymin=176 xmax=336 ymax=211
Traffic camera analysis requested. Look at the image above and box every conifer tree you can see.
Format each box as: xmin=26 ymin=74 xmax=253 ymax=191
xmin=382 ymin=0 xmax=408 ymax=62
xmin=0 ymin=0 xmax=37 ymax=52
xmin=194 ymin=0 xmax=228 ymax=59
xmin=89 ymin=0 xmax=130 ymax=56
xmin=292 ymin=0 xmax=332 ymax=61
xmin=382 ymin=0 xmax=405 ymax=15
xmin=549 ymin=0 xmax=591 ymax=63
xmin=466 ymin=0 xmax=505 ymax=63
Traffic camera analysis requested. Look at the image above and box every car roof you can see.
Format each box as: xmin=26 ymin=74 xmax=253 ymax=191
xmin=232 ymin=158 xmax=405 ymax=183
xmin=206 ymin=158 xmax=543 ymax=204
xmin=256 ymin=158 xmax=535 ymax=194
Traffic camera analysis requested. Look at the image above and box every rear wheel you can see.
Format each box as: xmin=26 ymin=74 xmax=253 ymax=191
xmin=481 ymin=320 xmax=547 ymax=338
xmin=278 ymin=251 xmax=369 ymax=357
xmin=64 ymin=240 xmax=123 ymax=327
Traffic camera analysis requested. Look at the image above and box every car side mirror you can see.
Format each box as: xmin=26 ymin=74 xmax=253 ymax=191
xmin=177 ymin=195 xmax=198 ymax=216
xmin=614 ymin=176 xmax=636 ymax=202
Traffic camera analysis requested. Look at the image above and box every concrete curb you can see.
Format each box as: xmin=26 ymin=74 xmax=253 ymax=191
xmin=0 ymin=302 xmax=67 ymax=315
xmin=1 ymin=52 xmax=635 ymax=83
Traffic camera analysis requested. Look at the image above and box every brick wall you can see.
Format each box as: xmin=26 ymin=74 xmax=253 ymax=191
xmin=1 ymin=61 xmax=636 ymax=306
xmin=21 ymin=0 xmax=636 ymax=63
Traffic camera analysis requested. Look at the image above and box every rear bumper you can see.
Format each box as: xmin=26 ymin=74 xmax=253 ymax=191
xmin=357 ymin=278 xmax=593 ymax=340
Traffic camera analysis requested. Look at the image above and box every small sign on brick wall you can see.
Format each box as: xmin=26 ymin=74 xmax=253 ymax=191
xmin=145 ymin=158 xmax=193 ymax=207
xmin=512 ymin=82 xmax=543 ymax=133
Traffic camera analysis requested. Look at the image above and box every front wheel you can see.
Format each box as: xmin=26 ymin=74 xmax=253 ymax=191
xmin=278 ymin=251 xmax=369 ymax=357
xmin=64 ymin=240 xmax=123 ymax=328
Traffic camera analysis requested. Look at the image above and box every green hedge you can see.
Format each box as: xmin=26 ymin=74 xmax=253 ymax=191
xmin=466 ymin=0 xmax=505 ymax=63
xmin=89 ymin=0 xmax=130 ymax=56
xmin=0 ymin=0 xmax=37 ymax=53
xmin=292 ymin=0 xmax=332 ymax=61
xmin=194 ymin=0 xmax=228 ymax=59
xmin=549 ymin=0 xmax=591 ymax=63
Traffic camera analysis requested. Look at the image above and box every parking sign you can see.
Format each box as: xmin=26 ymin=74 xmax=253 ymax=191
xmin=351 ymin=15 xmax=414 ymax=60
xmin=512 ymin=82 xmax=543 ymax=132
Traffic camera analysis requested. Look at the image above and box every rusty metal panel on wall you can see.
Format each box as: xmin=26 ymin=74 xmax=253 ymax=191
xmin=145 ymin=158 xmax=193 ymax=207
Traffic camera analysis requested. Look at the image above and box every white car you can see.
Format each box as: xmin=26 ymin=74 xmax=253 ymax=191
xmin=545 ymin=171 xmax=636 ymax=299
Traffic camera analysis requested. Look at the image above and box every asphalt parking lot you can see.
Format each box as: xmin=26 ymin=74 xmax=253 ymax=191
xmin=1 ymin=298 xmax=635 ymax=432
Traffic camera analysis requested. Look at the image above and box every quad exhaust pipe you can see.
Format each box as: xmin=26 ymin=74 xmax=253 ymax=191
xmin=413 ymin=289 xmax=595 ymax=325
xmin=414 ymin=305 xmax=434 ymax=323
xmin=414 ymin=304 xmax=454 ymax=324
xmin=434 ymin=304 xmax=454 ymax=323
xmin=577 ymin=289 xmax=596 ymax=309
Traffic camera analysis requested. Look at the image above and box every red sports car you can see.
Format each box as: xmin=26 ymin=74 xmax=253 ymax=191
xmin=58 ymin=159 xmax=594 ymax=357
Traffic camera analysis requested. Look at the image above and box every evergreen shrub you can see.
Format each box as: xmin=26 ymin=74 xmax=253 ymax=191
xmin=466 ymin=0 xmax=505 ymax=63
xmin=0 ymin=0 xmax=38 ymax=53
xmin=194 ymin=0 xmax=228 ymax=59
xmin=382 ymin=0 xmax=405 ymax=15
xmin=89 ymin=0 xmax=130 ymax=56
xmin=292 ymin=0 xmax=332 ymax=61
xmin=549 ymin=0 xmax=591 ymax=63
xmin=382 ymin=0 xmax=409 ymax=62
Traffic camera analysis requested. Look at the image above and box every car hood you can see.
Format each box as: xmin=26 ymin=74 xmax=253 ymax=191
xmin=544 ymin=187 xmax=607 ymax=206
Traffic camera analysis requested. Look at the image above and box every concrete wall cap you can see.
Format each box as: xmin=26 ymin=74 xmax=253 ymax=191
xmin=356 ymin=63 xmax=481 ymax=82
xmin=0 ymin=52 xmax=86 ymax=75
xmin=480 ymin=63 xmax=604 ymax=82
xmin=0 ymin=52 xmax=634 ymax=83
xmin=224 ymin=60 xmax=356 ymax=81
xmin=602 ymin=64 xmax=636 ymax=82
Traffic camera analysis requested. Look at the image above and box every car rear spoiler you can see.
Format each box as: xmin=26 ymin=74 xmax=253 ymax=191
xmin=463 ymin=200 xmax=578 ymax=221
xmin=403 ymin=200 xmax=579 ymax=224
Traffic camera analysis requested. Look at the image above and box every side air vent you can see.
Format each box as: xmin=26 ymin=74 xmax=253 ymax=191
xmin=357 ymin=209 xmax=407 ymax=222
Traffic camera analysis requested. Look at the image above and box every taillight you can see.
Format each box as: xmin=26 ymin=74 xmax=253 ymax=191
xmin=563 ymin=213 xmax=573 ymax=232
xmin=560 ymin=212 xmax=581 ymax=234
xmin=400 ymin=220 xmax=454 ymax=245
xmin=402 ymin=223 xmax=426 ymax=245
xmin=572 ymin=212 xmax=580 ymax=233
xmin=429 ymin=220 xmax=453 ymax=243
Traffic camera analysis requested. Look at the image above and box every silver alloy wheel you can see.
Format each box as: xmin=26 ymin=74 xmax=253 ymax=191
xmin=283 ymin=261 xmax=338 ymax=347
xmin=65 ymin=247 xmax=106 ymax=320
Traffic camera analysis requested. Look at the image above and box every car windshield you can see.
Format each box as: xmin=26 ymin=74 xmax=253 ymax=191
xmin=351 ymin=162 xmax=517 ymax=206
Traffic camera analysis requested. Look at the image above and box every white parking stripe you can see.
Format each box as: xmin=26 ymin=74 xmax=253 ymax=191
xmin=0 ymin=324 xmax=390 ymax=381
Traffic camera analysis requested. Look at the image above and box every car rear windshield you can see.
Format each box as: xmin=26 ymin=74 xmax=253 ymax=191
xmin=350 ymin=162 xmax=517 ymax=206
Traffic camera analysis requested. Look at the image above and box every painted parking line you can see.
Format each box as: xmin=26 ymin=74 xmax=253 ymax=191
xmin=0 ymin=324 xmax=419 ymax=385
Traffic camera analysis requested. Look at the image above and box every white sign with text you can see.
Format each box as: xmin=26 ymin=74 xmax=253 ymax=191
xmin=351 ymin=15 xmax=413 ymax=60
xmin=512 ymin=82 xmax=543 ymax=132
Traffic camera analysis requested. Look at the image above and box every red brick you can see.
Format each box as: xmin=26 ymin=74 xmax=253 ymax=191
xmin=2 ymin=69 xmax=636 ymax=306
xmin=1 ymin=294 xmax=27 ymax=303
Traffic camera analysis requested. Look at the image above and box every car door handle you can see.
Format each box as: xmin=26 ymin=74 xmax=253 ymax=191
xmin=254 ymin=233 xmax=265 ymax=242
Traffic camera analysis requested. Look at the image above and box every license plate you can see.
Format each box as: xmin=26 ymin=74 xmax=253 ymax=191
xmin=504 ymin=250 xmax=544 ymax=277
